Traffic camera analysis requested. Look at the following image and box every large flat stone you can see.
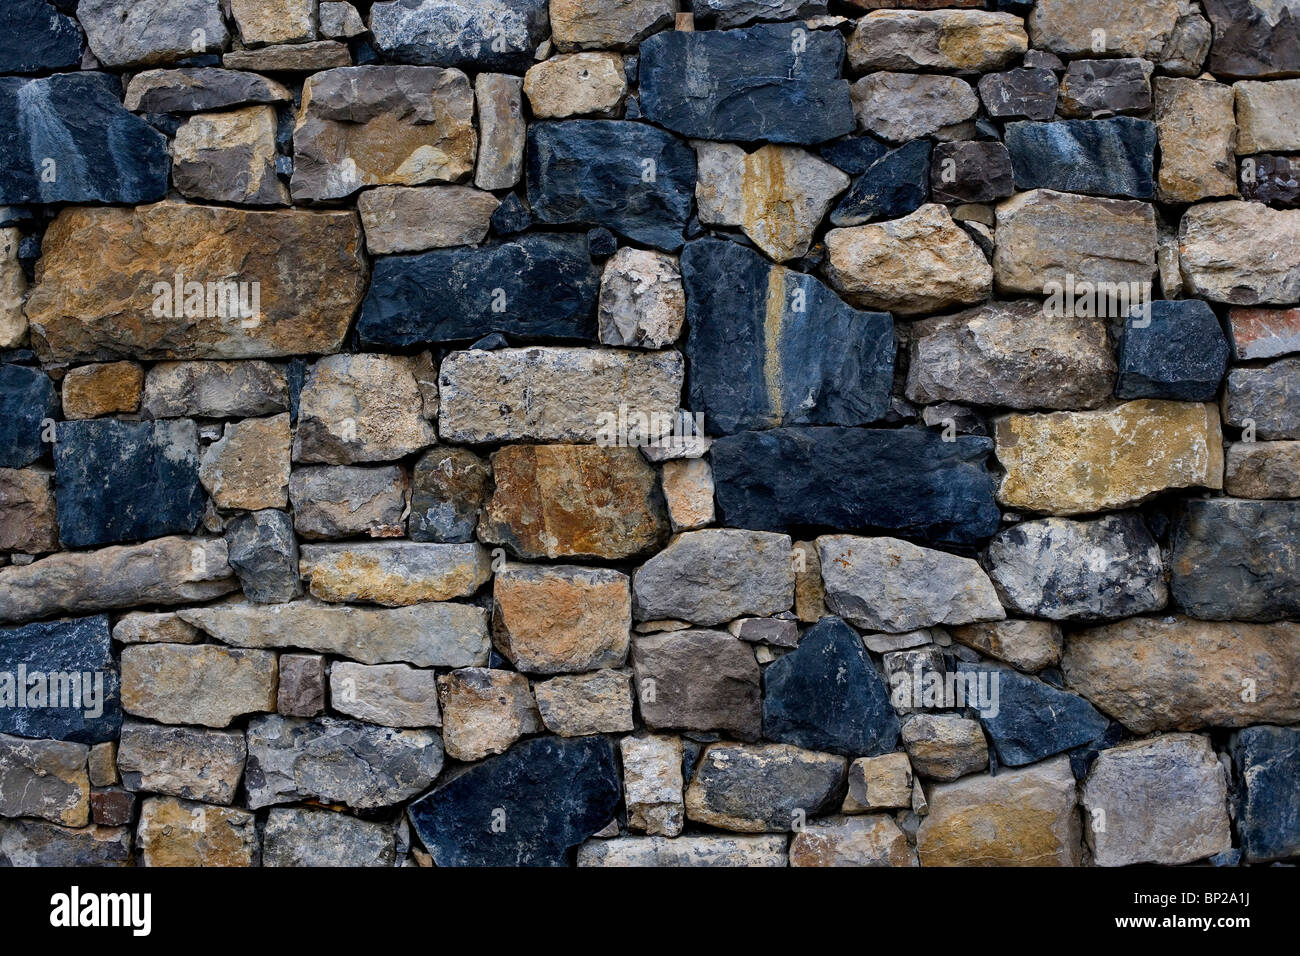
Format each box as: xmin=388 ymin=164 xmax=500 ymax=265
xmin=1004 ymin=118 xmax=1155 ymax=199
xmin=1179 ymin=201 xmax=1300 ymax=306
xmin=120 ymin=644 xmax=276 ymax=729
xmin=632 ymin=630 xmax=762 ymax=739
xmin=0 ymin=733 xmax=89 ymax=826
xmin=0 ymin=615 xmax=120 ymax=744
xmin=0 ymin=820 xmax=130 ymax=867
xmin=1203 ymin=0 xmax=1300 ymax=78
xmin=1223 ymin=358 xmax=1300 ymax=440
xmin=578 ymin=834 xmax=788 ymax=866
xmin=136 ymin=796 xmax=257 ymax=867
xmin=117 ymin=722 xmax=246 ymax=805
xmin=1 ymin=0 xmax=83 ymax=74
xmin=79 ymin=0 xmax=228 ymax=68
xmin=263 ymin=807 xmax=395 ymax=867
xmin=1028 ymin=0 xmax=1180 ymax=58
xmin=369 ymin=0 xmax=549 ymax=70
xmin=493 ymin=565 xmax=631 ymax=674
xmin=299 ymin=542 xmax=490 ymax=606
xmin=849 ymin=10 xmax=1026 ymax=72
xmin=684 ymin=742 xmax=846 ymax=832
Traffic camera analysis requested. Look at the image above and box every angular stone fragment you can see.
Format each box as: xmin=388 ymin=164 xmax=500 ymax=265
xmin=173 ymin=106 xmax=288 ymax=206
xmin=1059 ymin=58 xmax=1152 ymax=117
xmin=685 ymin=742 xmax=846 ymax=832
xmin=0 ymin=229 xmax=26 ymax=349
xmin=474 ymin=73 xmax=525 ymax=190
xmin=201 ymin=414 xmax=291 ymax=511
xmin=621 ymin=734 xmax=684 ymax=836
xmin=137 ymin=796 xmax=258 ymax=867
xmin=113 ymin=612 xmax=202 ymax=646
xmin=578 ymin=833 xmax=787 ymax=866
xmin=639 ymin=24 xmax=854 ymax=144
xmin=535 ymin=670 xmax=635 ymax=736
xmin=1225 ymin=441 xmax=1300 ymax=498
xmin=0 ymin=365 xmax=54 ymax=470
xmin=1232 ymin=725 xmax=1300 ymax=863
xmin=712 ymin=426 xmax=1001 ymax=547
xmin=27 ymin=203 xmax=365 ymax=362
xmin=899 ymin=715 xmax=987 ymax=782
xmin=0 ymin=820 xmax=131 ymax=867
xmin=1082 ymin=734 xmax=1231 ymax=866
xmin=289 ymin=465 xmax=408 ymax=540
xmin=121 ymin=644 xmax=276 ymax=728
xmin=264 ymin=807 xmax=395 ymax=867
xmin=851 ymin=72 xmax=978 ymax=142
xmin=480 ymin=445 xmax=668 ymax=560
xmin=331 ymin=662 xmax=441 ymax=728
xmin=143 ymin=361 xmax=288 ymax=420
xmin=1223 ymin=359 xmax=1300 ymax=440
xmin=436 ymin=668 xmax=539 ymax=760
xmin=1116 ymin=300 xmax=1229 ymax=401
xmin=950 ymin=620 xmax=1062 ymax=673
xmin=409 ymin=448 xmax=489 ymax=543
xmin=0 ymin=734 xmax=89 ymax=826
xmin=849 ymin=10 xmax=1026 ymax=72
xmin=843 ymin=753 xmax=912 ymax=813
xmin=408 ymin=735 xmax=621 ymax=866
xmin=61 ymin=363 xmax=144 ymax=420
xmin=223 ymin=40 xmax=351 ymax=72
xmin=300 ymin=542 xmax=490 ymax=606
xmin=229 ymin=0 xmax=314 ymax=45
xmin=1154 ymin=78 xmax=1238 ymax=203
xmin=525 ymin=53 xmax=626 ymax=119
xmin=117 ymin=722 xmax=246 ymax=805
xmin=358 ymin=185 xmax=497 ymax=255
xmin=124 ymin=68 xmax=292 ymax=113
xmin=662 ymin=459 xmax=714 ymax=531
xmin=1062 ymin=616 xmax=1300 ymax=732
xmin=597 ymin=248 xmax=684 ymax=350
xmin=89 ymin=789 xmax=134 ymax=828
xmin=277 ymin=654 xmax=325 ymax=718
xmin=0 ymin=0 xmax=83 ymax=74
xmin=291 ymin=66 xmax=475 ymax=202
xmin=1241 ymin=154 xmax=1300 ymax=207
xmin=370 ymin=0 xmax=550 ymax=69
xmin=245 ymin=714 xmax=443 ymax=810
xmin=929 ymin=141 xmax=1013 ymax=205
xmin=225 ymin=509 xmax=300 ymax=604
xmin=0 ymin=536 xmax=236 ymax=625
xmin=1029 ymin=0 xmax=1180 ymax=58
xmin=763 ymin=617 xmax=900 ymax=757
xmin=1204 ymin=0 xmax=1300 ymax=78
xmin=358 ymin=234 xmax=600 ymax=346
xmin=961 ymin=662 xmax=1109 ymax=766
xmin=0 ymin=615 xmax=119 ymax=744
xmin=917 ymin=756 xmax=1082 ymax=866
xmin=78 ymin=0 xmax=228 ymax=68
xmin=906 ymin=300 xmax=1114 ymax=410
xmin=1235 ymin=79 xmax=1300 ymax=153
xmin=1179 ymin=201 xmax=1300 ymax=306
xmin=1005 ymin=118 xmax=1155 ymax=199
xmin=831 ymin=140 xmax=930 ymax=226
xmin=0 ymin=467 xmax=58 ymax=554
xmin=977 ymin=67 xmax=1058 ymax=121
xmin=493 ymin=565 xmax=631 ymax=674
xmin=994 ymin=401 xmax=1223 ymax=514
xmin=632 ymin=630 xmax=762 ymax=739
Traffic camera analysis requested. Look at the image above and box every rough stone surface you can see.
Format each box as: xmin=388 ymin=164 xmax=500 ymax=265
xmin=578 ymin=833 xmax=787 ymax=866
xmin=0 ymin=230 xmax=26 ymax=348
xmin=1204 ymin=0 xmax=1300 ymax=78
xmin=621 ymin=734 xmax=684 ymax=836
xmin=661 ymin=459 xmax=714 ymax=531
xmin=370 ymin=0 xmax=548 ymax=69
xmin=408 ymin=448 xmax=489 ymax=543
xmin=0 ymin=467 xmax=59 ymax=554
xmin=201 ymin=414 xmax=291 ymax=511
xmin=300 ymin=542 xmax=490 ymax=606
xmin=117 ymin=722 xmax=246 ymax=805
xmin=632 ymin=630 xmax=762 ymax=739
xmin=289 ymin=465 xmax=408 ymax=540
xmin=525 ymin=53 xmax=626 ymax=119
xmin=929 ymin=141 xmax=1014 ymax=205
xmin=685 ymin=742 xmax=846 ymax=832
xmin=0 ymin=820 xmax=131 ymax=867
xmin=843 ymin=753 xmax=913 ymax=813
xmin=1154 ymin=78 xmax=1238 ymax=203
xmin=225 ymin=509 xmax=302 ymax=604
xmin=597 ymin=248 xmax=684 ymax=350
xmin=0 ymin=615 xmax=120 ymax=744
xmin=137 ymin=797 xmax=257 ymax=867
xmin=120 ymin=644 xmax=277 ymax=729
xmin=1223 ymin=359 xmax=1300 ymax=440
xmin=277 ymin=654 xmax=326 ymax=718
xmin=0 ymin=365 xmax=55 ymax=470
xmin=900 ymin=714 xmax=988 ymax=781
xmin=851 ymin=72 xmax=979 ymax=142
xmin=61 ymin=363 xmax=144 ymax=420
xmin=1 ymin=0 xmax=84 ymax=74
xmin=1225 ymin=441 xmax=1300 ymax=498
xmin=263 ymin=807 xmax=395 ymax=867
xmin=950 ymin=620 xmax=1062 ymax=673
xmin=1116 ymin=300 xmax=1229 ymax=401
xmin=142 ymin=361 xmax=288 ymax=420
xmin=124 ymin=69 xmax=292 ymax=113
xmin=1232 ymin=725 xmax=1300 ymax=863
xmin=790 ymin=814 xmax=917 ymax=867
xmin=493 ymin=565 xmax=631 ymax=674
xmin=1005 ymin=118 xmax=1155 ymax=199
xmin=437 ymin=667 xmax=540 ymax=760
xmin=1179 ymin=201 xmax=1300 ymax=306
xmin=1059 ymin=58 xmax=1153 ymax=117
xmin=0 ymin=734 xmax=89 ymax=826
xmin=474 ymin=73 xmax=526 ymax=190
xmin=331 ymin=662 xmax=441 ymax=728
xmin=1235 ymin=79 xmax=1300 ymax=154
xmin=173 ymin=106 xmax=288 ymax=206
xmin=1028 ymin=0 xmax=1180 ymax=58
xmin=534 ymin=669 xmax=636 ymax=737
xmin=1229 ymin=307 xmax=1300 ymax=360
xmin=78 ymin=0 xmax=228 ymax=68
xmin=849 ymin=10 xmax=1027 ymax=73
xmin=961 ymin=662 xmax=1109 ymax=766
xmin=358 ymin=186 xmax=498 ymax=254
xmin=978 ymin=67 xmax=1058 ymax=121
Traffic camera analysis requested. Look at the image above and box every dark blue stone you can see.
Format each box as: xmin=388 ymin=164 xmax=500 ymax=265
xmin=1116 ymin=299 xmax=1229 ymax=401
xmin=490 ymin=193 xmax=532 ymax=236
xmin=1068 ymin=721 xmax=1124 ymax=780
xmin=470 ymin=333 xmax=509 ymax=350
xmin=357 ymin=234 xmax=601 ymax=346
xmin=369 ymin=0 xmax=548 ymax=72
xmin=407 ymin=735 xmax=621 ymax=866
xmin=287 ymin=358 xmax=305 ymax=424
xmin=682 ymin=239 xmax=893 ymax=434
xmin=0 ymin=0 xmax=83 ymax=73
xmin=1232 ymin=725 xmax=1300 ymax=863
xmin=930 ymin=141 xmax=1016 ymax=204
xmin=53 ymin=419 xmax=206 ymax=549
xmin=1005 ymin=117 xmax=1156 ymax=199
xmin=830 ymin=140 xmax=930 ymax=227
xmin=711 ymin=426 xmax=1002 ymax=547
xmin=526 ymin=121 xmax=695 ymax=252
xmin=0 ymin=73 xmax=170 ymax=206
xmin=958 ymin=662 xmax=1110 ymax=767
xmin=0 ymin=364 xmax=55 ymax=468
xmin=639 ymin=23 xmax=855 ymax=144
xmin=586 ymin=227 xmax=618 ymax=258
xmin=0 ymin=615 xmax=121 ymax=745
xmin=762 ymin=616 xmax=900 ymax=757
xmin=819 ymin=134 xmax=890 ymax=175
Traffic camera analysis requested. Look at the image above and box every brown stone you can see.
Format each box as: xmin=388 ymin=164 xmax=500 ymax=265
xmin=90 ymin=788 xmax=135 ymax=827
xmin=901 ymin=714 xmax=989 ymax=781
xmin=137 ymin=796 xmax=259 ymax=867
xmin=357 ymin=185 xmax=498 ymax=254
xmin=172 ymin=106 xmax=289 ymax=206
xmin=299 ymin=542 xmax=492 ymax=606
xmin=474 ymin=73 xmax=525 ymax=190
xmin=1179 ymin=201 xmax=1300 ymax=306
xmin=789 ymin=814 xmax=918 ymax=867
xmin=289 ymin=465 xmax=409 ymax=540
xmin=112 ymin=611 xmax=203 ymax=645
xmin=230 ymin=0 xmax=315 ymax=45
xmin=120 ymin=644 xmax=278 ymax=728
xmin=437 ymin=667 xmax=541 ymax=761
xmin=792 ymin=540 xmax=827 ymax=622
xmin=1225 ymin=441 xmax=1300 ymax=498
xmin=632 ymin=629 xmax=762 ymax=739
xmin=0 ymin=467 xmax=58 ymax=553
xmin=848 ymin=10 xmax=1027 ymax=73
xmin=0 ymin=734 xmax=89 ymax=826
xmin=621 ymin=733 xmax=684 ymax=836
xmin=1228 ymin=307 xmax=1300 ymax=361
xmin=660 ymin=458 xmax=714 ymax=531
xmin=550 ymin=0 xmax=678 ymax=51
xmin=842 ymin=753 xmax=913 ymax=813
xmin=61 ymin=362 xmax=144 ymax=419
xmin=534 ymin=669 xmax=636 ymax=736
xmin=1154 ymin=77 xmax=1237 ymax=204
xmin=493 ymin=564 xmax=632 ymax=674
xmin=277 ymin=653 xmax=326 ymax=717
xmin=950 ymin=620 xmax=1063 ymax=672
xmin=524 ymin=52 xmax=627 ymax=118
xmin=223 ymin=41 xmax=351 ymax=72
xmin=200 ymin=414 xmax=291 ymax=510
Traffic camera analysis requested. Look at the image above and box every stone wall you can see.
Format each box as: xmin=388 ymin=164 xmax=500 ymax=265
xmin=0 ymin=0 xmax=1297 ymax=868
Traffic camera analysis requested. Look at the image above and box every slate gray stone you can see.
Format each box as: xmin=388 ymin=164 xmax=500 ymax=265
xmin=369 ymin=0 xmax=550 ymax=71
xmin=632 ymin=630 xmax=763 ymax=740
xmin=1232 ymin=725 xmax=1300 ymax=863
xmin=78 ymin=0 xmax=228 ymax=68
xmin=1241 ymin=154 xmax=1300 ymax=207
xmin=929 ymin=141 xmax=1015 ymax=204
xmin=1004 ymin=117 xmax=1156 ymax=199
xmin=0 ymin=364 xmax=55 ymax=468
xmin=409 ymin=447 xmax=490 ymax=543
xmin=685 ymin=742 xmax=846 ymax=832
xmin=1059 ymin=58 xmax=1154 ymax=117
xmin=1116 ymin=300 xmax=1229 ymax=402
xmin=819 ymin=135 xmax=889 ymax=176
xmin=1203 ymin=0 xmax=1300 ymax=78
xmin=263 ymin=807 xmax=395 ymax=867
xmin=696 ymin=0 xmax=827 ymax=28
xmin=1223 ymin=358 xmax=1300 ymax=440
xmin=0 ymin=733 xmax=88 ymax=825
xmin=0 ymin=820 xmax=130 ymax=866
xmin=224 ymin=509 xmax=302 ymax=604
xmin=977 ymin=67 xmax=1059 ymax=121
xmin=1 ymin=0 xmax=83 ymax=73
xmin=829 ymin=140 xmax=930 ymax=227
xmin=124 ymin=68 xmax=292 ymax=113
xmin=117 ymin=721 xmax=246 ymax=805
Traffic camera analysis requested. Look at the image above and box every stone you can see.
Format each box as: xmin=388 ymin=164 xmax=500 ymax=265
xmin=661 ymin=459 xmax=714 ymax=531
xmin=90 ymin=789 xmax=135 ymax=828
xmin=0 ymin=0 xmax=83 ymax=73
xmin=409 ymin=448 xmax=489 ymax=543
xmin=179 ymin=600 xmax=489 ymax=668
xmin=173 ymin=106 xmax=287 ymax=206
xmin=962 ymin=662 xmax=1109 ymax=766
xmin=330 ymin=662 xmax=442 ymax=728
xmin=0 ymin=229 xmax=25 ymax=349
xmin=1241 ymin=154 xmax=1300 ymax=206
xmin=695 ymin=144 xmax=848 ymax=260
xmin=120 ymin=644 xmax=276 ymax=728
xmin=1154 ymin=78 xmax=1238 ymax=203
xmin=848 ymin=10 xmax=1026 ymax=72
xmin=480 ymin=445 xmax=668 ymax=560
xmin=917 ymin=757 xmax=1082 ymax=865
xmin=0 ymin=734 xmax=88 ymax=826
xmin=142 ymin=361 xmax=288 ymax=419
xmin=550 ymin=0 xmax=676 ymax=50
xmin=223 ymin=40 xmax=351 ymax=72
xmin=299 ymin=542 xmax=490 ymax=606
xmin=697 ymin=0 xmax=825 ymax=28
xmin=438 ymin=347 xmax=682 ymax=444
xmin=712 ymin=426 xmax=1001 ymax=547
xmin=408 ymin=735 xmax=621 ymax=866
xmin=985 ymin=514 xmax=1166 ymax=622
xmin=762 ymin=616 xmax=900 ymax=757
xmin=1204 ymin=0 xmax=1300 ymax=78
xmin=829 ymin=140 xmax=929 ymax=227
xmin=1059 ymin=58 xmax=1153 ymax=117
xmin=1170 ymin=498 xmax=1300 ymax=620
xmin=1223 ymin=359 xmax=1300 ymax=439
xmin=320 ymin=3 xmax=368 ymax=39
xmin=0 ymin=820 xmax=130 ymax=867
xmin=1029 ymin=0 xmax=1179 ymax=58
xmin=117 ymin=722 xmax=246 ymax=805
xmin=900 ymin=715 xmax=987 ymax=781
xmin=621 ymin=734 xmax=684 ymax=836
xmin=817 ymin=535 xmax=1003 ymax=633
xmin=1235 ymin=79 xmax=1300 ymax=153
xmin=1161 ymin=11 xmax=1213 ymax=74
xmin=291 ymin=66 xmax=474 ymax=202
xmin=493 ymin=565 xmax=631 ymax=674
xmin=0 ymin=536 xmax=237 ymax=625
xmin=951 ymin=620 xmax=1062 ymax=673
xmin=1062 ymin=616 xmax=1300 ymax=732
xmin=994 ymin=401 xmax=1223 ymax=514
xmin=639 ymin=24 xmax=854 ymax=144
xmin=929 ymin=141 xmax=1013 ymax=205
xmin=825 ymin=204 xmax=990 ymax=316
xmin=27 ymin=203 xmax=365 ymax=362
xmin=277 ymin=654 xmax=325 ymax=718
xmin=535 ymin=669 xmax=635 ymax=736
xmin=112 ymin=612 xmax=201 ymax=646
xmin=1232 ymin=725 xmax=1300 ymax=862
xmin=977 ymin=68 xmax=1058 ymax=121
xmin=843 ymin=753 xmax=912 ymax=812
xmin=264 ymin=807 xmax=395 ymax=867
xmin=0 ymin=615 xmax=119 ymax=744
xmin=1082 ymin=734 xmax=1231 ymax=866
xmin=200 ymin=415 xmax=291 ymax=511
xmin=78 ymin=0 xmax=228 ymax=68
xmin=1004 ymin=118 xmax=1155 ymax=199
xmin=729 ymin=619 xmax=798 ymax=650
xmin=245 ymin=714 xmax=443 ymax=810
xmin=632 ymin=630 xmax=762 ymax=738
xmin=0 ymin=467 xmax=58 ymax=554
xmin=524 ymin=53 xmax=626 ymax=119
xmin=436 ymin=668 xmax=540 ymax=760
xmin=578 ymin=833 xmax=787 ymax=866
xmin=1225 ymin=441 xmax=1300 ymax=498
xmin=1179 ymin=201 xmax=1300 ymax=306
xmin=230 ymin=0 xmax=314 ymax=45
xmin=993 ymin=189 xmax=1157 ymax=295
xmin=819 ymin=135 xmax=890 ymax=175
xmin=124 ymin=68 xmax=292 ymax=113
xmin=632 ymin=529 xmax=794 ymax=626
xmin=61 ymin=363 xmax=143 ymax=420
xmin=224 ymin=509 xmax=300 ymax=604
xmin=370 ymin=0 xmax=549 ymax=69
xmin=597 ymin=248 xmax=685 ymax=349
xmin=474 ymin=74 xmax=526 ymax=190
xmin=526 ymin=121 xmax=694 ymax=251
xmin=905 ymin=300 xmax=1115 ymax=410
xmin=88 ymin=745 xmax=116 ymax=790
xmin=289 ymin=465 xmax=408 ymax=540
xmin=790 ymin=814 xmax=916 ymax=867
xmin=357 ymin=185 xmax=497 ymax=255
xmin=0 ymin=365 xmax=54 ymax=470
xmin=1116 ymin=300 xmax=1229 ymax=401
xmin=851 ymin=73 xmax=978 ymax=143
xmin=358 ymin=234 xmax=600 ymax=346
xmin=137 ymin=796 xmax=257 ymax=867
xmin=685 ymin=742 xmax=846 ymax=832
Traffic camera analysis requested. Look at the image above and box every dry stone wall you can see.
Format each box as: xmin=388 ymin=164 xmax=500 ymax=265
xmin=0 ymin=0 xmax=1298 ymax=868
